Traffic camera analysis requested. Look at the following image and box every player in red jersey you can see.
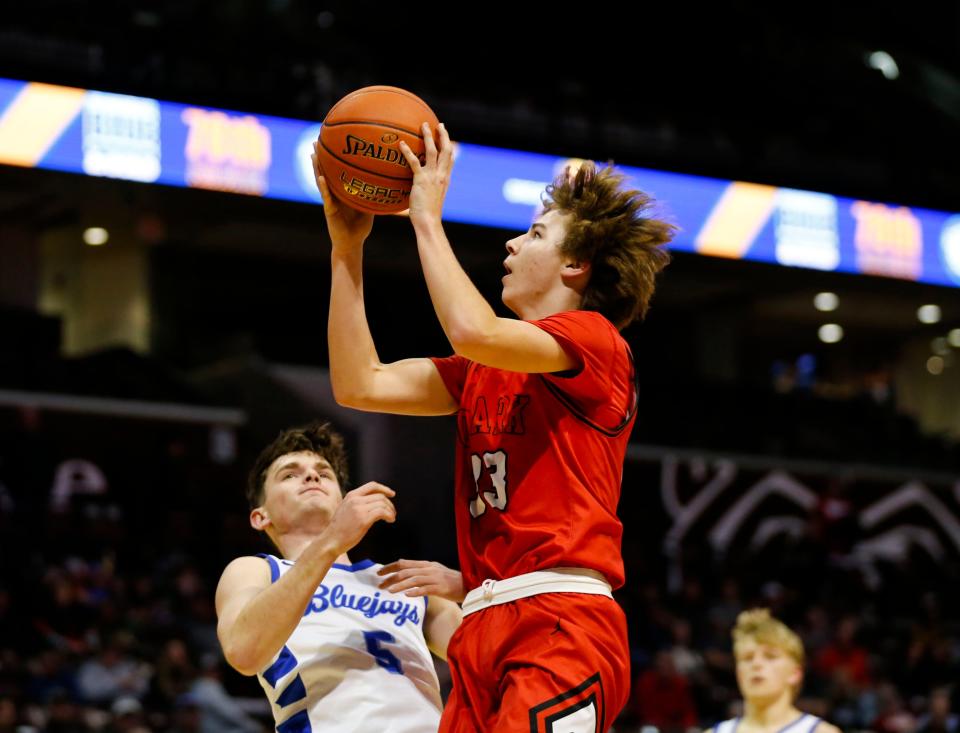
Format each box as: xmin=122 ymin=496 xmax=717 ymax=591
xmin=313 ymin=124 xmax=674 ymax=732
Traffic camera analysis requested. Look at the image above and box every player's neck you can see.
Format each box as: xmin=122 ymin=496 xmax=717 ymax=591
xmin=278 ymin=531 xmax=350 ymax=566
xmin=743 ymin=694 xmax=800 ymax=729
xmin=514 ymin=288 xmax=582 ymax=322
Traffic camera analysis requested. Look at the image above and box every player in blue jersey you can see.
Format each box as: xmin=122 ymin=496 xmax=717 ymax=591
xmin=215 ymin=422 xmax=463 ymax=733
xmin=706 ymin=609 xmax=841 ymax=733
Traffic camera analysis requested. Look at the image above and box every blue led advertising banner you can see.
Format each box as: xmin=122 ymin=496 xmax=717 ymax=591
xmin=1 ymin=77 xmax=958 ymax=288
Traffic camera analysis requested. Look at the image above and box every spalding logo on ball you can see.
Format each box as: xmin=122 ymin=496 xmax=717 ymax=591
xmin=315 ymin=86 xmax=439 ymax=214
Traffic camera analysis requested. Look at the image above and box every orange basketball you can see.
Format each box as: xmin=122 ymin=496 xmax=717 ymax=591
xmin=316 ymin=86 xmax=439 ymax=214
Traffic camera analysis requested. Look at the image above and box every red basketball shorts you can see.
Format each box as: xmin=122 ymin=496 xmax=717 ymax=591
xmin=438 ymin=592 xmax=630 ymax=732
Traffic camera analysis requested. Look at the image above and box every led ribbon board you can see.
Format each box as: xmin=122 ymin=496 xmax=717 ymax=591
xmin=1 ymin=77 xmax=958 ymax=287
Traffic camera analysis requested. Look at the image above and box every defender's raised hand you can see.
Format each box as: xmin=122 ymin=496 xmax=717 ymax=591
xmin=377 ymin=558 xmax=465 ymax=603
xmin=320 ymin=482 xmax=396 ymax=556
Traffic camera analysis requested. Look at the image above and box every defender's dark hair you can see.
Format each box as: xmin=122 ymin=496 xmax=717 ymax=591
xmin=246 ymin=421 xmax=349 ymax=509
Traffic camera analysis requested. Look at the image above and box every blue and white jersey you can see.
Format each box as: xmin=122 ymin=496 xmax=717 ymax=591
xmin=714 ymin=714 xmax=824 ymax=733
xmin=255 ymin=555 xmax=442 ymax=733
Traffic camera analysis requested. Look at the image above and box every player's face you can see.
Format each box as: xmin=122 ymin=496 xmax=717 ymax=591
xmin=735 ymin=639 xmax=801 ymax=703
xmin=259 ymin=451 xmax=342 ymax=531
xmin=502 ymin=209 xmax=573 ymax=316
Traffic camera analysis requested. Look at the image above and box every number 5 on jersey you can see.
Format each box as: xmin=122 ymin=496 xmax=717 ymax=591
xmin=469 ymin=450 xmax=508 ymax=518
xmin=363 ymin=631 xmax=404 ymax=675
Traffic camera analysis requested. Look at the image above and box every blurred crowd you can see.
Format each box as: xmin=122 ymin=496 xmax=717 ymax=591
xmin=1 ymin=401 xmax=958 ymax=733
xmin=1 ymin=503 xmax=957 ymax=733
xmin=616 ymin=567 xmax=959 ymax=733
xmin=0 ymin=553 xmax=270 ymax=732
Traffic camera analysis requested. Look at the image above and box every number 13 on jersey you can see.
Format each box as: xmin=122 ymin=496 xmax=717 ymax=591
xmin=469 ymin=450 xmax=509 ymax=518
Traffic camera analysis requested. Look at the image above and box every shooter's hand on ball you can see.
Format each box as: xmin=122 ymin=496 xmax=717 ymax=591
xmin=313 ymin=143 xmax=374 ymax=250
xmin=399 ymin=122 xmax=453 ymax=227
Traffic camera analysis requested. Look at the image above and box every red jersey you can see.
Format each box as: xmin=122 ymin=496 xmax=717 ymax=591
xmin=430 ymin=309 xmax=636 ymax=591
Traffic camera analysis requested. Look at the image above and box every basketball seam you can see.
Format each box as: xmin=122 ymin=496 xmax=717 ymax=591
xmin=322 ymin=120 xmax=426 ymax=138
xmin=318 ymin=139 xmax=416 ymax=183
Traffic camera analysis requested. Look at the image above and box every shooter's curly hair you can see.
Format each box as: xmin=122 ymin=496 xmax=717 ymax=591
xmin=542 ymin=162 xmax=675 ymax=329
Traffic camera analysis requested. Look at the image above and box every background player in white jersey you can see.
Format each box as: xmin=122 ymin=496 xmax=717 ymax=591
xmin=707 ymin=609 xmax=842 ymax=733
xmin=215 ymin=422 xmax=463 ymax=733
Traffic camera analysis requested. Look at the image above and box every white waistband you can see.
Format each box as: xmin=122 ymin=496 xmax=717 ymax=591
xmin=461 ymin=568 xmax=613 ymax=616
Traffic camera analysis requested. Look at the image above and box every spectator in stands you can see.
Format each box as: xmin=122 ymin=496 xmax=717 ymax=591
xmin=108 ymin=696 xmax=150 ymax=733
xmin=632 ymin=649 xmax=698 ymax=733
xmin=905 ymin=629 xmax=959 ymax=697
xmin=76 ymin=632 xmax=150 ymax=705
xmin=669 ymin=618 xmax=706 ymax=679
xmin=917 ymin=687 xmax=959 ymax=733
xmin=0 ymin=698 xmax=20 ymax=733
xmin=43 ymin=688 xmax=87 ymax=733
xmin=816 ymin=615 xmax=871 ymax=690
xmin=164 ymin=694 xmax=201 ymax=733
xmin=25 ymin=649 xmax=77 ymax=706
xmin=148 ymin=639 xmax=196 ymax=709
xmin=189 ymin=655 xmax=261 ymax=733
xmin=868 ymin=681 xmax=917 ymax=733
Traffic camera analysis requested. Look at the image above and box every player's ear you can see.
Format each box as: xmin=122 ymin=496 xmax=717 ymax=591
xmin=250 ymin=506 xmax=271 ymax=531
xmin=563 ymin=259 xmax=590 ymax=275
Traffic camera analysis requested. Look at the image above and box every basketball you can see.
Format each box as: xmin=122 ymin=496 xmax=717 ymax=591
xmin=316 ymin=86 xmax=439 ymax=214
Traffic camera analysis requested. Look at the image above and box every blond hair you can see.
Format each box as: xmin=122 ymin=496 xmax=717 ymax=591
xmin=733 ymin=608 xmax=805 ymax=698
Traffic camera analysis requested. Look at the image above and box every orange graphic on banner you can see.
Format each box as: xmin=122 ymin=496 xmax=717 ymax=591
xmin=0 ymin=83 xmax=86 ymax=166
xmin=695 ymin=182 xmax=778 ymax=259
xmin=182 ymin=108 xmax=271 ymax=195
xmin=850 ymin=201 xmax=922 ymax=280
